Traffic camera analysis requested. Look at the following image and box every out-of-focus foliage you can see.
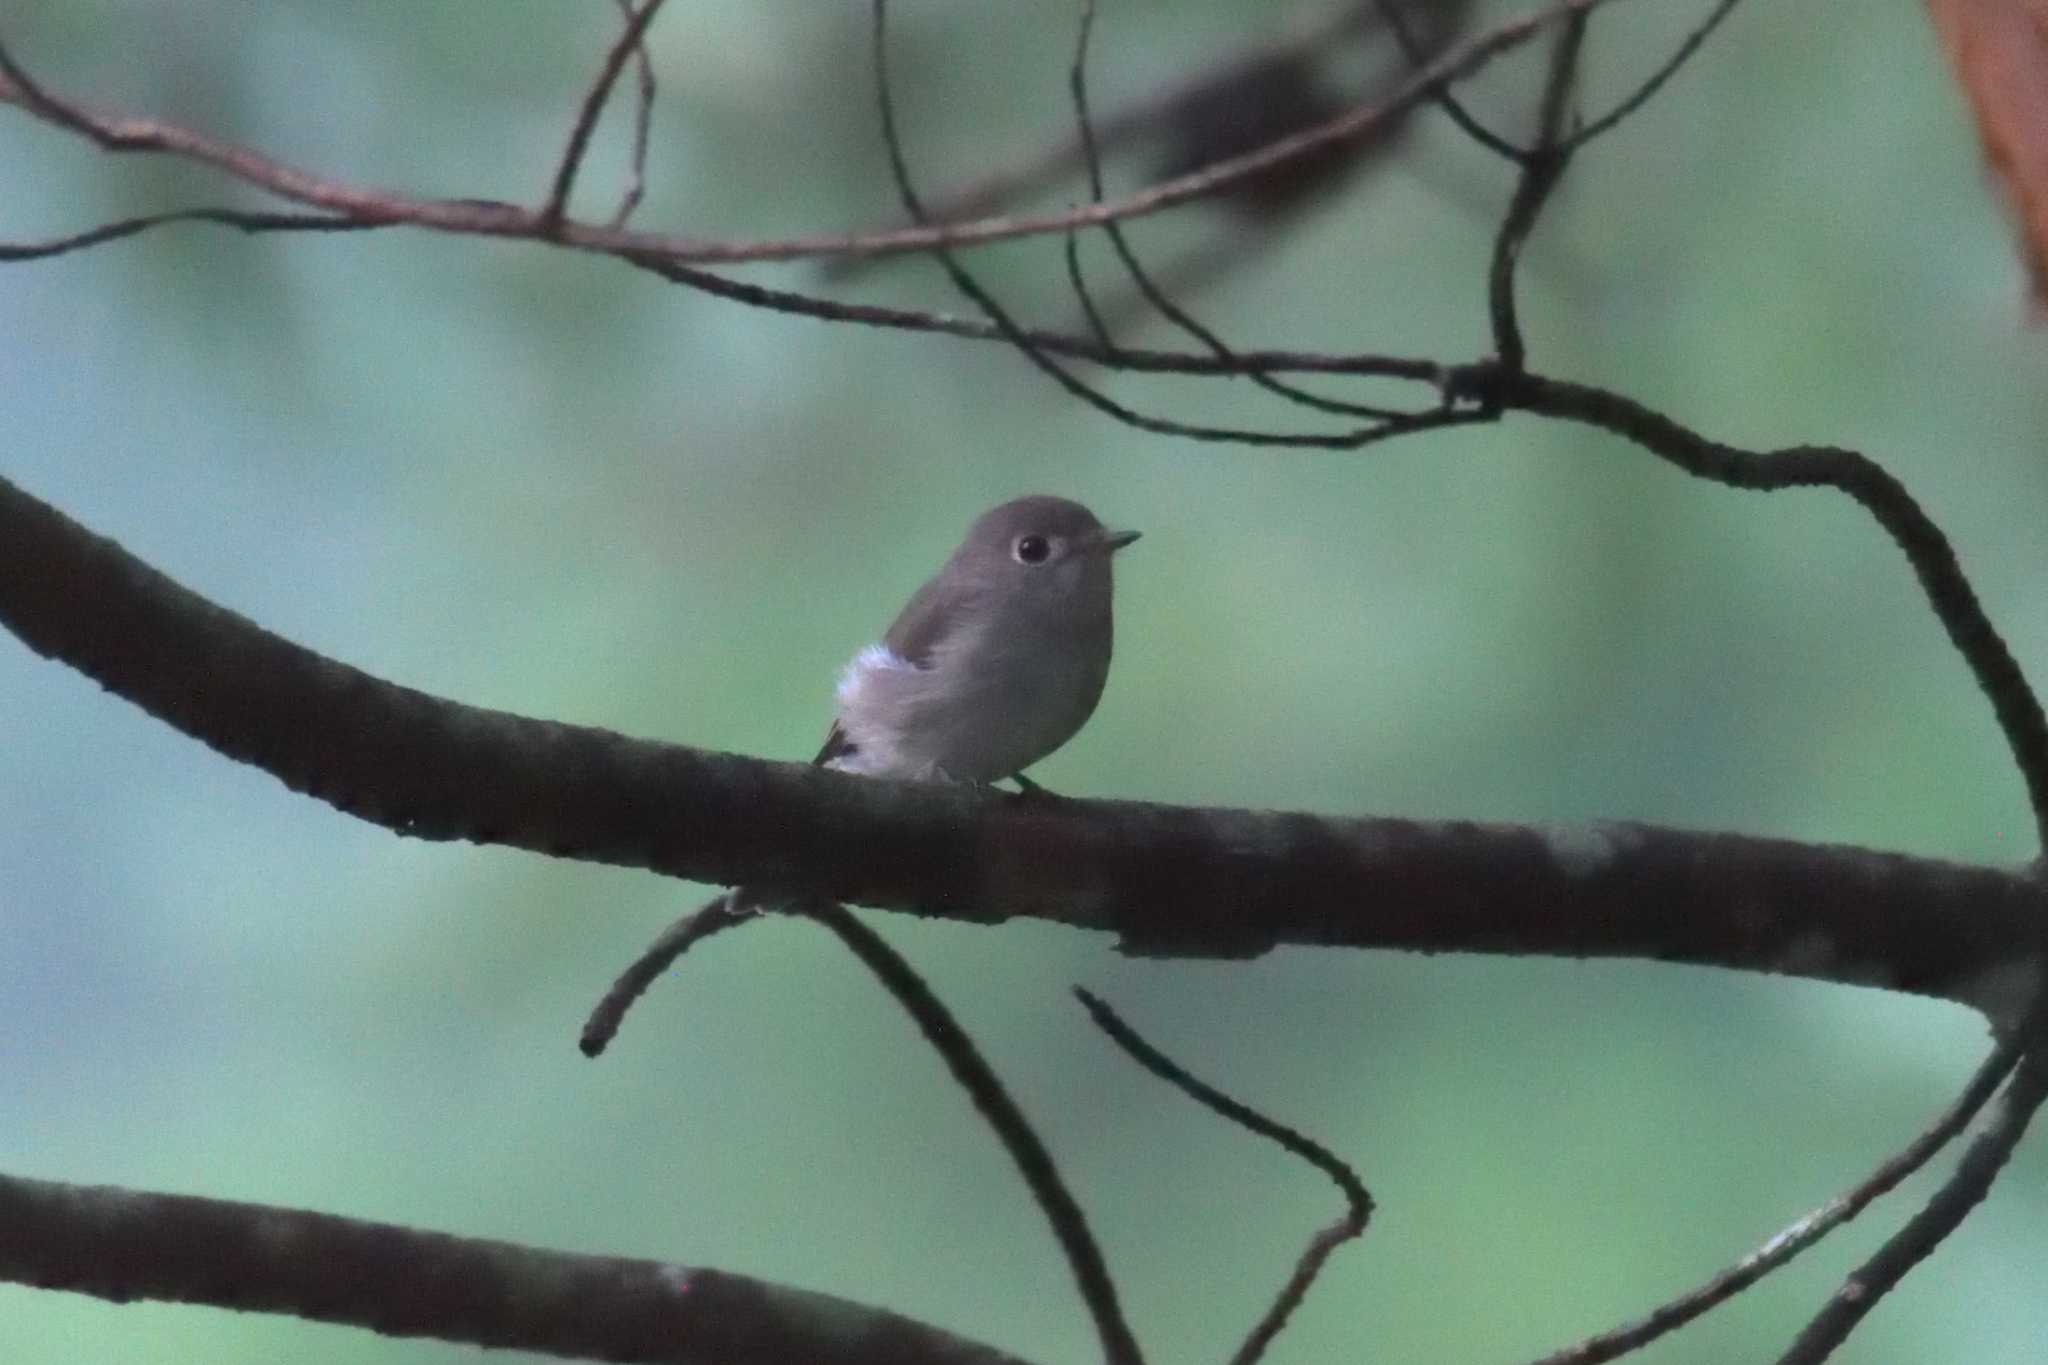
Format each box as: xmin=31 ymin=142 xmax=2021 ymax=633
xmin=1 ymin=2 xmax=2044 ymax=1362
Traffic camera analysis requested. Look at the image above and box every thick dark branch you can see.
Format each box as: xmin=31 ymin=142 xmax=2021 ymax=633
xmin=0 ymin=1169 xmax=1036 ymax=1365
xmin=0 ymin=470 xmax=2039 ymax=1013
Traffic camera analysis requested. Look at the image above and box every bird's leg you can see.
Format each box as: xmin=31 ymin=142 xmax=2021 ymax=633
xmin=1008 ymin=771 xmax=1058 ymax=799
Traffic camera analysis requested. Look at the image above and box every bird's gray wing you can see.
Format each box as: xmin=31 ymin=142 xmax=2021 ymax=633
xmin=879 ymin=571 xmax=969 ymax=668
xmin=813 ymin=720 xmax=858 ymax=767
xmin=811 ymin=571 xmax=967 ymax=766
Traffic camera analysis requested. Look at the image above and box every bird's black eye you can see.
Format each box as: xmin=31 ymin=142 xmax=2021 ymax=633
xmin=1014 ymin=534 xmax=1051 ymax=564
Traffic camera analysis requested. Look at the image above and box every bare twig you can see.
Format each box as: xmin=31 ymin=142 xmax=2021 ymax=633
xmin=1563 ymin=0 xmax=1748 ymax=150
xmin=870 ymin=0 xmax=1449 ymax=450
xmin=541 ymin=0 xmax=670 ymax=228
xmin=0 ymin=1169 xmax=1039 ymax=1365
xmin=1487 ymin=12 xmax=1585 ymax=372
xmin=579 ymin=893 xmax=755 ymax=1057
xmin=609 ymin=0 xmax=661 ymax=226
xmin=1525 ymin=1034 xmax=2027 ymax=1365
xmin=1074 ymin=990 xmax=1372 ymax=1365
xmin=1479 ymin=370 xmax=2048 ymax=851
xmin=829 ymin=0 xmax=1392 ymax=250
xmin=1063 ymin=228 xmax=1118 ymax=349
xmin=1776 ymin=1045 xmax=2048 ymax=1365
xmin=0 ymin=0 xmax=1623 ymax=267
xmin=798 ymin=905 xmax=1144 ymax=1365
xmin=1065 ymin=0 xmax=1412 ymax=423
xmin=0 ymin=205 xmax=378 ymax=260
xmin=1375 ymin=0 xmax=1524 ymax=160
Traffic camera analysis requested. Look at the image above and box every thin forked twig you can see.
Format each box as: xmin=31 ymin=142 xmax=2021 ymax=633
xmin=1524 ymin=1034 xmax=2026 ymax=1365
xmin=829 ymin=0 xmax=1392 ymax=252
xmin=799 ymin=905 xmax=1145 ymax=1365
xmin=1374 ymin=0 xmax=1525 ymax=160
xmin=578 ymin=893 xmax=757 ymax=1057
xmin=608 ymin=0 xmax=661 ymax=227
xmin=871 ymin=0 xmax=1465 ymax=450
xmin=1776 ymin=1045 xmax=2048 ymax=1365
xmin=1074 ymin=990 xmax=1371 ymax=1365
xmin=1563 ymin=0 xmax=1748 ymax=150
xmin=1065 ymin=0 xmax=1412 ymax=423
xmin=1064 ymin=229 xmax=1117 ymax=350
xmin=541 ymin=0 xmax=671 ymax=228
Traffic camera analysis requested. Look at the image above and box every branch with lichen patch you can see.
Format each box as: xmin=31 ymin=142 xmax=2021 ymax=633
xmin=0 ymin=470 xmax=2037 ymax=1020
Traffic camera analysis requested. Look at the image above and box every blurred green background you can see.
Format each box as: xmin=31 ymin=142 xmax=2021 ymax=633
xmin=3 ymin=1 xmax=2046 ymax=1362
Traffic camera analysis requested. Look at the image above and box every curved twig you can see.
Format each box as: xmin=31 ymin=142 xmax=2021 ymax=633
xmin=1562 ymin=0 xmax=1748 ymax=151
xmin=800 ymin=905 xmax=1145 ymax=1365
xmin=870 ymin=0 xmax=1451 ymax=450
xmin=1065 ymin=0 xmax=1412 ymax=423
xmin=579 ymin=893 xmax=755 ymax=1057
xmin=1775 ymin=1046 xmax=2048 ymax=1364
xmin=1485 ymin=371 xmax=2048 ymax=852
xmin=1524 ymin=1033 xmax=2027 ymax=1365
xmin=1074 ymin=990 xmax=1372 ymax=1365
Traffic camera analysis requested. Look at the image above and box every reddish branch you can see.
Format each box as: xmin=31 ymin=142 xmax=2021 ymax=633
xmin=541 ymin=0 xmax=669 ymax=228
xmin=0 ymin=0 xmax=1618 ymax=267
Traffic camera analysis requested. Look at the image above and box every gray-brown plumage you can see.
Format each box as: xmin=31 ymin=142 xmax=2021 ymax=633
xmin=818 ymin=495 xmax=1138 ymax=783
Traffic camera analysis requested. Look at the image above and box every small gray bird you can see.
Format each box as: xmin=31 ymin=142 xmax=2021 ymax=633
xmin=579 ymin=496 xmax=1139 ymax=1056
xmin=819 ymin=495 xmax=1139 ymax=785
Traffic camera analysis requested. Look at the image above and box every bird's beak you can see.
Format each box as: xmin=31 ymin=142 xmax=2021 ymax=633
xmin=1100 ymin=528 xmax=1141 ymax=554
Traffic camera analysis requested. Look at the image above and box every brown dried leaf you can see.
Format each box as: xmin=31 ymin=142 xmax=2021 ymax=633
xmin=1924 ymin=0 xmax=2048 ymax=308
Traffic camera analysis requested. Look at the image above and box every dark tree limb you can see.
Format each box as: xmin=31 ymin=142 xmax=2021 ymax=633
xmin=0 ymin=469 xmax=2038 ymax=1015
xmin=0 ymin=1169 xmax=1038 ymax=1365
